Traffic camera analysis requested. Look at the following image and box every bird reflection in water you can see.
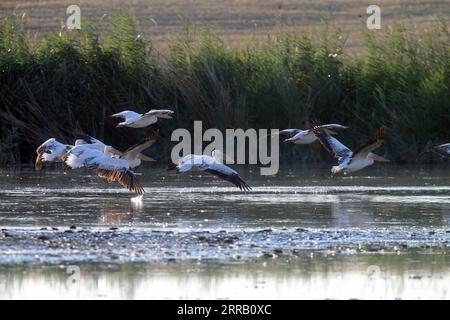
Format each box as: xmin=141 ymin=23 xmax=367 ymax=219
xmin=99 ymin=200 xmax=144 ymax=224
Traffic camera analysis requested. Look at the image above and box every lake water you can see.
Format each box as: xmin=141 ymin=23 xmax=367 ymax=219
xmin=0 ymin=165 xmax=449 ymax=299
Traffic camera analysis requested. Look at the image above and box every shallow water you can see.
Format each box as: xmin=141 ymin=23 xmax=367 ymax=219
xmin=0 ymin=165 xmax=449 ymax=299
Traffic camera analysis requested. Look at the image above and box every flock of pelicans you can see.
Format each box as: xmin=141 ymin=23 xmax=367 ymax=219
xmin=35 ymin=108 xmax=450 ymax=196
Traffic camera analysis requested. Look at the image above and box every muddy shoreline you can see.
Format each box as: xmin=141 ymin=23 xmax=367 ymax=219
xmin=1 ymin=226 xmax=448 ymax=265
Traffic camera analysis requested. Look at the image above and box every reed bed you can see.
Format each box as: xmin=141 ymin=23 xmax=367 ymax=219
xmin=0 ymin=13 xmax=448 ymax=166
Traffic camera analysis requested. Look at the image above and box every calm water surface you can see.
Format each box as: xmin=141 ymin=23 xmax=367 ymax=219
xmin=0 ymin=165 xmax=449 ymax=299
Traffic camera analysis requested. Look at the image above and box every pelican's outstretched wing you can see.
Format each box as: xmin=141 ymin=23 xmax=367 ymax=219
xmin=110 ymin=110 xmax=141 ymax=121
xmin=278 ymin=129 xmax=302 ymax=138
xmin=168 ymin=154 xmax=251 ymax=191
xmin=432 ymin=143 xmax=450 ymax=158
xmin=96 ymin=169 xmax=145 ymax=195
xmin=318 ymin=123 xmax=349 ymax=136
xmin=352 ymin=127 xmax=389 ymax=159
xmin=205 ymin=168 xmax=252 ymax=191
xmin=313 ymin=126 xmax=353 ymax=164
xmin=436 ymin=143 xmax=450 ymax=149
xmin=318 ymin=124 xmax=349 ymax=130
xmin=66 ymin=146 xmax=144 ymax=194
xmin=74 ymin=133 xmax=102 ymax=145
xmin=144 ymin=109 xmax=174 ymax=119
xmin=122 ymin=130 xmax=159 ymax=159
xmin=205 ymin=161 xmax=251 ymax=191
xmin=109 ymin=110 xmax=142 ymax=128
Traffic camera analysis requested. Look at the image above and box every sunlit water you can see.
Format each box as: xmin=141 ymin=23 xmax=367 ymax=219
xmin=0 ymin=165 xmax=449 ymax=299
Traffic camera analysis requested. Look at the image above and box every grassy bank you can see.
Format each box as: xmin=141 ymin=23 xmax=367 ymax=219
xmin=0 ymin=13 xmax=449 ymax=166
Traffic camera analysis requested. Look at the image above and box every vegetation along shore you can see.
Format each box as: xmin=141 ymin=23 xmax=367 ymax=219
xmin=0 ymin=13 xmax=448 ymax=166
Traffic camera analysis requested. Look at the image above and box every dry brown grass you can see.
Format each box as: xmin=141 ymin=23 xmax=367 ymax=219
xmin=1 ymin=0 xmax=449 ymax=52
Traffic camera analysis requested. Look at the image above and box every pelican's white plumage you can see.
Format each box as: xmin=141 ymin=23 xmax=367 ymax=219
xmin=110 ymin=109 xmax=174 ymax=128
xmin=313 ymin=126 xmax=389 ymax=174
xmin=281 ymin=124 xmax=348 ymax=144
xmin=36 ymin=132 xmax=154 ymax=194
xmin=35 ymin=138 xmax=72 ymax=171
xmin=168 ymin=152 xmax=251 ymax=191
xmin=65 ymin=145 xmax=145 ymax=194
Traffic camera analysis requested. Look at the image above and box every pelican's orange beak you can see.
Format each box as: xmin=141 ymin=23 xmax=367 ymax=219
xmin=371 ymin=154 xmax=390 ymax=163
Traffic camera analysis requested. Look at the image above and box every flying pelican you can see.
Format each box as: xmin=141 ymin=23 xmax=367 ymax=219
xmin=167 ymin=150 xmax=251 ymax=191
xmin=280 ymin=124 xmax=348 ymax=144
xmin=65 ymin=145 xmax=145 ymax=194
xmin=36 ymin=134 xmax=123 ymax=171
xmin=109 ymin=109 xmax=174 ymax=128
xmin=119 ymin=130 xmax=159 ymax=168
xmin=313 ymin=126 xmax=390 ymax=175
xmin=35 ymin=138 xmax=72 ymax=171
xmin=420 ymin=143 xmax=450 ymax=159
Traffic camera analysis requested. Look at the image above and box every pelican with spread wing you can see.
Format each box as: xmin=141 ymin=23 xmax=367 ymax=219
xmin=36 ymin=134 xmax=122 ymax=171
xmin=167 ymin=150 xmax=251 ymax=191
xmin=65 ymin=145 xmax=145 ymax=195
xmin=313 ymin=126 xmax=390 ymax=175
xmin=109 ymin=109 xmax=174 ymax=128
xmin=279 ymin=124 xmax=348 ymax=144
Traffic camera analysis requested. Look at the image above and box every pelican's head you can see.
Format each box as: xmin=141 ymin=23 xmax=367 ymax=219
xmin=37 ymin=138 xmax=57 ymax=154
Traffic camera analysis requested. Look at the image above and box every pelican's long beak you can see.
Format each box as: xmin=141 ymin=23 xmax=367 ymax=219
xmin=159 ymin=113 xmax=173 ymax=119
xmin=35 ymin=157 xmax=43 ymax=171
xmin=371 ymin=154 xmax=390 ymax=163
xmin=138 ymin=154 xmax=156 ymax=162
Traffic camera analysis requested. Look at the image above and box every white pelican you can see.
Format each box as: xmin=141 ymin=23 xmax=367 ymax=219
xmin=167 ymin=151 xmax=251 ymax=191
xmin=119 ymin=130 xmax=159 ymax=168
xmin=109 ymin=109 xmax=174 ymax=128
xmin=280 ymin=124 xmax=348 ymax=144
xmin=35 ymin=138 xmax=72 ymax=171
xmin=313 ymin=126 xmax=390 ymax=175
xmin=421 ymin=143 xmax=450 ymax=159
xmin=65 ymin=145 xmax=145 ymax=194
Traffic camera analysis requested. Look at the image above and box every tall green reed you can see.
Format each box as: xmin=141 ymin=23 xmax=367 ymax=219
xmin=0 ymin=13 xmax=448 ymax=166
